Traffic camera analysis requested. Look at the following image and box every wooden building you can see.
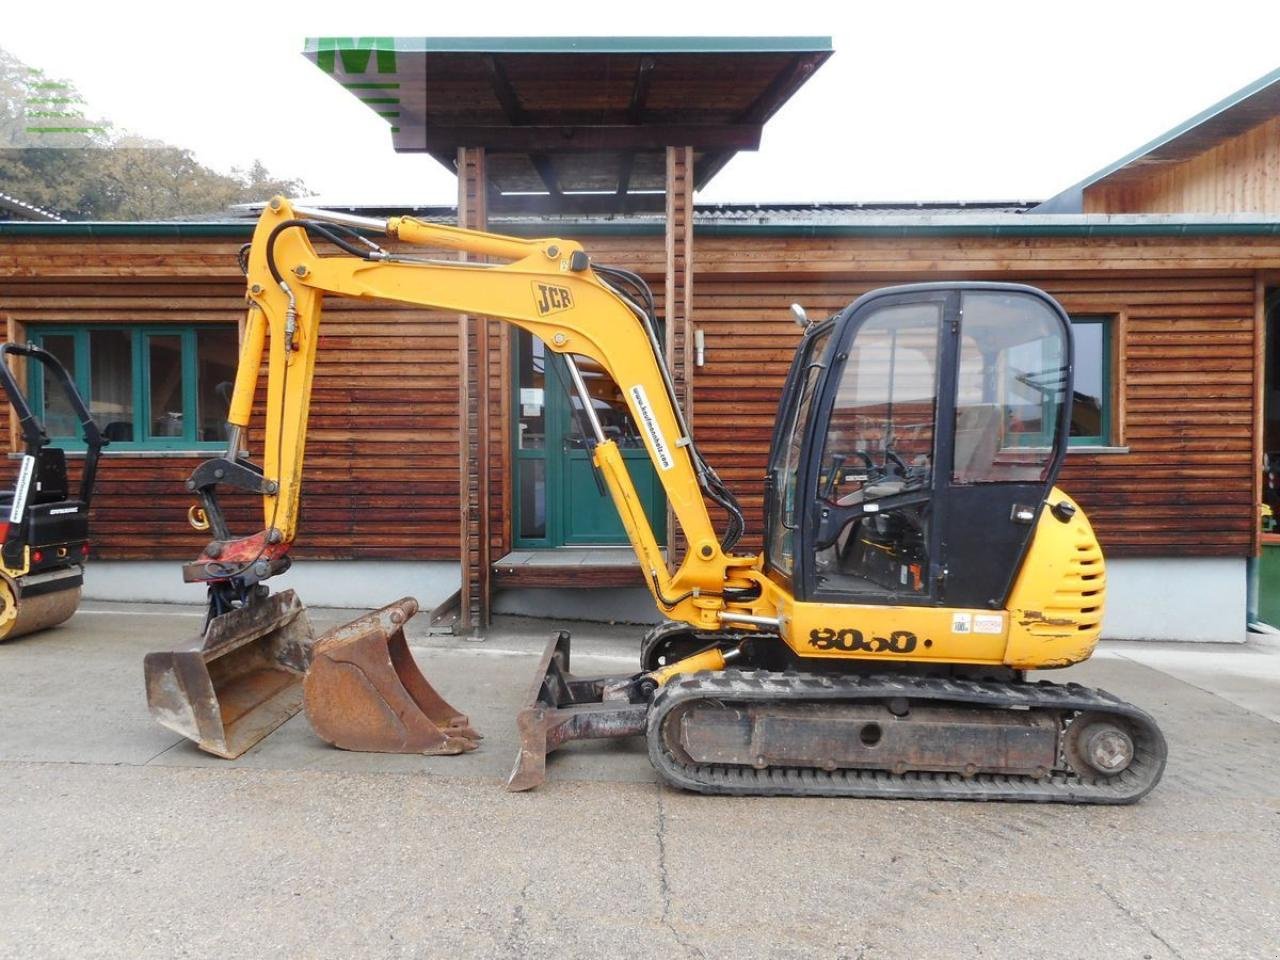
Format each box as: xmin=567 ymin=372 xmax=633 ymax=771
xmin=3 ymin=44 xmax=1280 ymax=642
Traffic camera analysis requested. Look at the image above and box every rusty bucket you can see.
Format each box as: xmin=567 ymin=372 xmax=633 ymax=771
xmin=302 ymin=597 xmax=480 ymax=755
xmin=144 ymin=589 xmax=314 ymax=759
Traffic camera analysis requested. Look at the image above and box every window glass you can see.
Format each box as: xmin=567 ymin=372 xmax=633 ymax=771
xmin=31 ymin=326 xmax=237 ymax=449
xmin=1070 ymin=319 xmax=1107 ymax=442
xmin=767 ymin=327 xmax=832 ymax=577
xmin=148 ymin=335 xmax=184 ymax=438
xmin=953 ymin=291 xmax=1067 ymax=483
xmin=196 ymin=328 xmax=239 ymax=442
xmin=565 ymin=356 xmax=645 ymax=450
xmin=89 ymin=329 xmax=134 ymax=441
xmin=516 ymin=335 xmax=546 ymax=451
xmin=518 ymin=459 xmax=546 ymax=539
xmin=37 ymin=334 xmax=79 ymax=438
xmin=820 ymin=302 xmax=940 ymax=504
xmin=813 ymin=301 xmax=940 ymax=599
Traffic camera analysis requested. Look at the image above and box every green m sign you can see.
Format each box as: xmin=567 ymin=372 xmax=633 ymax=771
xmin=308 ymin=37 xmax=402 ymax=129
xmin=313 ymin=37 xmax=398 ymax=75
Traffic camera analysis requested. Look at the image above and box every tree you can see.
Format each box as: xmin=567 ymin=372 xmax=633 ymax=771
xmin=0 ymin=46 xmax=306 ymax=220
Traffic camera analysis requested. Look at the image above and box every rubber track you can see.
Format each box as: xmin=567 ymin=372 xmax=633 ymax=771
xmin=647 ymin=670 xmax=1167 ymax=804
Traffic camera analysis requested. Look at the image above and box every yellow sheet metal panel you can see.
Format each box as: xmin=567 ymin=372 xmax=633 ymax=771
xmin=783 ymin=598 xmax=1008 ymax=666
xmin=1003 ymin=489 xmax=1106 ymax=669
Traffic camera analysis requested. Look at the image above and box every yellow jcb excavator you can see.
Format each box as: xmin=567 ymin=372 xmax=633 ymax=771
xmin=145 ymin=198 xmax=1166 ymax=802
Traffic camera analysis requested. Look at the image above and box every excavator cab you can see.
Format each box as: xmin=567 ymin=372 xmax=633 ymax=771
xmin=767 ymin=283 xmax=1072 ymax=612
xmin=0 ymin=343 xmax=104 ymax=641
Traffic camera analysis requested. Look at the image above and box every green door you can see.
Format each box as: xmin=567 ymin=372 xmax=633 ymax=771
xmin=513 ymin=332 xmax=666 ymax=547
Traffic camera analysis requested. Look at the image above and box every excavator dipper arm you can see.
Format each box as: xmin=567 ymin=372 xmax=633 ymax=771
xmin=192 ymin=199 xmax=768 ymax=629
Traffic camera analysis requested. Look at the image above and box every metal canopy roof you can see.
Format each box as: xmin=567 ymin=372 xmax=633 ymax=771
xmin=1036 ymin=65 xmax=1280 ymax=212
xmin=18 ymin=211 xmax=1280 ymax=240
xmin=303 ymin=36 xmax=831 ymax=212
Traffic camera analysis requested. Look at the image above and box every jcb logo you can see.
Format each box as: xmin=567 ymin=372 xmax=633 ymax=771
xmin=534 ymin=283 xmax=574 ymax=316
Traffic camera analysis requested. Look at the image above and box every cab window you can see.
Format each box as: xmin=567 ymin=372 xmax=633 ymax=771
xmin=953 ymin=291 xmax=1067 ymax=483
xmin=767 ymin=327 xmax=831 ymax=577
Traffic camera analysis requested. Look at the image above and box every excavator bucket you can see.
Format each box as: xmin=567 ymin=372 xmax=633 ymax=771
xmin=507 ymin=632 xmax=647 ymax=792
xmin=144 ymin=590 xmax=314 ymax=759
xmin=302 ymin=597 xmax=480 ymax=755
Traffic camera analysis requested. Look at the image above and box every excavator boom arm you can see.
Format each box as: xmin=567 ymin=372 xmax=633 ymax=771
xmin=195 ymin=199 xmax=766 ymax=628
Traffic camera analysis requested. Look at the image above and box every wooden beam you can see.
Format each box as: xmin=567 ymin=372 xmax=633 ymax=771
xmin=665 ymin=146 xmax=695 ymax=569
xmin=695 ymin=52 xmax=825 ymax=191
xmin=738 ymin=53 xmax=828 ymax=126
xmin=493 ymin=562 xmax=647 ymax=589
xmin=487 ymin=191 xmax=665 ymax=216
xmin=617 ymin=57 xmax=656 ymax=197
xmin=529 ymin=156 xmax=562 ymax=197
xmin=457 ymin=146 xmax=492 ymax=635
xmin=4 ymin=314 xmax=18 ymax=454
xmin=483 ymin=55 xmax=561 ymax=197
xmin=482 ymin=56 xmax=525 ymax=121
xmin=1253 ymin=276 xmax=1266 ymax=557
xmin=424 ymin=123 xmax=761 ymax=153
xmin=1113 ymin=309 xmax=1128 ymax=449
xmin=693 ymin=151 xmax=733 ymax=192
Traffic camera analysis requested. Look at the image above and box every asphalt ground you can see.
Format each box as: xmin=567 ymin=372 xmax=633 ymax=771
xmin=1 ymin=600 xmax=1278 ymax=959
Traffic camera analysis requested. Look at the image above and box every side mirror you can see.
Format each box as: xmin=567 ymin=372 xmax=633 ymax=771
xmin=790 ymin=303 xmax=809 ymax=328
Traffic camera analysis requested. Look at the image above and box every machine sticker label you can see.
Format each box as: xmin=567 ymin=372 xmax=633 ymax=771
xmin=9 ymin=455 xmax=34 ymax=524
xmin=951 ymin=613 xmax=972 ymax=634
xmin=533 ymin=282 xmax=574 ymax=317
xmin=973 ymin=614 xmax=1004 ymax=635
xmin=809 ymin=628 xmax=918 ymax=654
xmin=629 ymin=384 xmax=674 ymax=471
xmin=48 ymin=506 xmax=79 ymax=515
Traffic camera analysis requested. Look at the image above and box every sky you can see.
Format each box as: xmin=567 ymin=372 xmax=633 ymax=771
xmin=5 ymin=0 xmax=1280 ymax=207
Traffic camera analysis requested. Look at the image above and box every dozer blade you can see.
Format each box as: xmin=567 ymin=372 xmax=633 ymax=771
xmin=144 ymin=589 xmax=314 ymax=759
xmin=507 ymin=632 xmax=647 ymax=792
xmin=0 ymin=568 xmax=82 ymax=642
xmin=302 ymin=597 xmax=481 ymax=755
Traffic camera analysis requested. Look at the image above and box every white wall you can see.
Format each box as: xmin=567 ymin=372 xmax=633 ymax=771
xmin=494 ymin=558 xmax=1251 ymax=643
xmin=493 ymin=586 xmax=660 ymax=624
xmin=83 ymin=560 xmax=460 ymax=612
xmin=83 ymin=556 xmax=1249 ymax=643
xmin=1101 ymin=557 xmax=1246 ymax=643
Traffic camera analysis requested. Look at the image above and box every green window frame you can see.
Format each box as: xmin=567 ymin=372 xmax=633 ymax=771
xmin=27 ymin=324 xmax=239 ymax=451
xmin=1068 ymin=316 xmax=1112 ymax=446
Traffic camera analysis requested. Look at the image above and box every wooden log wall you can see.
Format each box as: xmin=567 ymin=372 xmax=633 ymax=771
xmin=689 ymin=230 xmax=1273 ymax=558
xmin=1 ymin=228 xmax=1275 ymax=571
xmin=0 ymin=238 xmax=465 ymax=562
xmin=1084 ymin=116 xmax=1280 ymax=214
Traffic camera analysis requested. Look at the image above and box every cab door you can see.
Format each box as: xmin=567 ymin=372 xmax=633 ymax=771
xmin=800 ymin=290 xmax=951 ymax=605
xmin=939 ymin=288 xmax=1072 ymax=608
xmin=795 ymin=284 xmax=1072 ymax=610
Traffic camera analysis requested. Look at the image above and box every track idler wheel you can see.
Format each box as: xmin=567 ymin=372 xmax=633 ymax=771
xmin=1064 ymin=712 xmax=1136 ymax=777
xmin=303 ymin=597 xmax=480 ymax=755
